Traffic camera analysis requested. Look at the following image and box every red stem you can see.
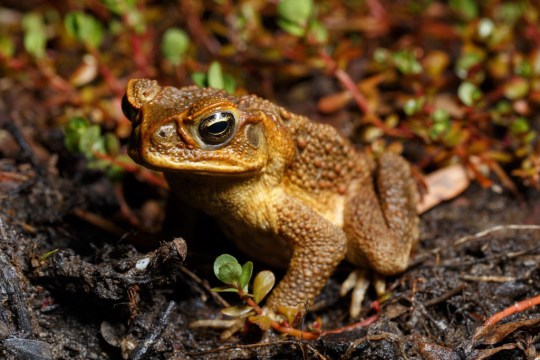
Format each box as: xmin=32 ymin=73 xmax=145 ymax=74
xmin=484 ymin=294 xmax=540 ymax=327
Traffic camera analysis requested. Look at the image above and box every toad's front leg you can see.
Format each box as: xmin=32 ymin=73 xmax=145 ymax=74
xmin=265 ymin=196 xmax=347 ymax=311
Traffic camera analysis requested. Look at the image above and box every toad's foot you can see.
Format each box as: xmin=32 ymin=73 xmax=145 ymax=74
xmin=340 ymin=269 xmax=387 ymax=318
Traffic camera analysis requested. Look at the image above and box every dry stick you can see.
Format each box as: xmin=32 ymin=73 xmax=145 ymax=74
xmin=188 ymin=340 xmax=329 ymax=360
xmin=72 ymin=207 xmax=127 ymax=237
xmin=424 ymin=284 xmax=467 ymax=307
xmin=454 ymin=224 xmax=540 ymax=246
xmin=179 ymin=265 xmax=230 ymax=308
xmin=452 ymin=224 xmax=540 ymax=327
xmin=93 ymin=152 xmax=169 ymax=189
xmin=129 ymin=301 xmax=176 ymax=360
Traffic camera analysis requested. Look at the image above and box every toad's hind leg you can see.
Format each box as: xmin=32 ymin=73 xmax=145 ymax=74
xmin=344 ymin=152 xmax=419 ymax=284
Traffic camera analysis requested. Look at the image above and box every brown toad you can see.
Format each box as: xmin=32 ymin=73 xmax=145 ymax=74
xmin=123 ymin=79 xmax=419 ymax=314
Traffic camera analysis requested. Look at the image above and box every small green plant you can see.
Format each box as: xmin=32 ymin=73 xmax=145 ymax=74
xmin=64 ymin=117 xmax=128 ymax=180
xmin=22 ymin=13 xmax=47 ymax=59
xmin=161 ymin=28 xmax=190 ymax=66
xmin=211 ymin=254 xmax=320 ymax=339
xmin=212 ymin=254 xmax=275 ymax=317
xmin=192 ymin=61 xmax=236 ymax=94
xmin=64 ymin=12 xmax=104 ymax=50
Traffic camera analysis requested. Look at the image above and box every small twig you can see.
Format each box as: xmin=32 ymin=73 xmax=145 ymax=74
xmin=0 ymin=219 xmax=36 ymax=337
xmin=2 ymin=116 xmax=39 ymax=166
xmin=129 ymin=301 xmax=176 ymax=360
xmin=424 ymin=284 xmax=467 ymax=307
xmin=461 ymin=275 xmax=516 ymax=283
xmin=187 ymin=340 xmax=328 ymax=360
xmin=72 ymin=207 xmax=128 ymax=237
xmin=93 ymin=152 xmax=168 ymax=189
xmin=178 ymin=265 xmax=230 ymax=308
xmin=436 ymin=244 xmax=540 ymax=269
xmin=483 ymin=294 xmax=540 ymax=327
xmin=454 ymin=224 xmax=540 ymax=246
xmin=113 ymin=183 xmax=141 ymax=228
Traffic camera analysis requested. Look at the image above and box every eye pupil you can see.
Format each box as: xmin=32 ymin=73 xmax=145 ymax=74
xmin=198 ymin=112 xmax=236 ymax=146
xmin=207 ymin=120 xmax=228 ymax=135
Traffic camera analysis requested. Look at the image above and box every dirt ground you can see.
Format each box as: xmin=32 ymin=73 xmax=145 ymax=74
xmin=0 ymin=82 xmax=539 ymax=360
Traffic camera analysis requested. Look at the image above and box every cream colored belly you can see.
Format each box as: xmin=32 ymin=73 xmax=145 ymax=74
xmin=219 ymin=193 xmax=346 ymax=268
xmin=220 ymin=221 xmax=292 ymax=268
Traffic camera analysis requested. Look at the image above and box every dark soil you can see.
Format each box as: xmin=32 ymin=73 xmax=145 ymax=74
xmin=0 ymin=83 xmax=539 ymax=360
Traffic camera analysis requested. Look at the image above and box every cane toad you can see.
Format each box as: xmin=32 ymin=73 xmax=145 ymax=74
xmin=123 ymin=79 xmax=419 ymax=312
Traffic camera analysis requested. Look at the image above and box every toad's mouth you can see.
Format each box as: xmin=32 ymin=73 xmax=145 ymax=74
xmin=128 ymin=131 xmax=265 ymax=177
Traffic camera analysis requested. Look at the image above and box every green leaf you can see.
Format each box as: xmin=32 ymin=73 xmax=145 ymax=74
xmin=253 ymin=270 xmax=275 ymax=304
xmin=64 ymin=117 xmax=90 ymax=153
xmin=191 ymin=72 xmax=207 ymax=87
xmin=277 ymin=0 xmax=313 ymax=28
xmin=432 ymin=108 xmax=450 ymax=123
xmin=277 ymin=0 xmax=314 ymax=37
xmin=277 ymin=19 xmax=306 ymax=37
xmin=64 ymin=12 xmax=104 ymax=49
xmin=458 ymin=81 xmax=483 ymax=106
xmin=392 ymin=51 xmax=422 ymax=75
xmin=221 ymin=305 xmax=253 ymax=317
xmin=22 ymin=13 xmax=46 ymax=58
xmin=403 ymin=99 xmax=416 ymax=116
xmin=510 ymin=117 xmax=530 ymax=135
xmin=429 ymin=122 xmax=450 ymax=140
xmin=223 ymin=74 xmax=236 ymax=94
xmin=449 ymin=0 xmax=478 ymax=20
xmin=101 ymin=0 xmax=137 ymax=15
xmin=214 ymin=254 xmax=238 ymax=278
xmin=79 ymin=125 xmax=106 ymax=157
xmin=455 ymin=52 xmax=484 ymax=79
xmin=161 ymin=28 xmax=190 ymax=66
xmin=308 ymin=20 xmax=328 ymax=43
xmin=213 ymin=254 xmax=242 ymax=285
xmin=0 ymin=35 xmax=15 ymax=58
xmin=207 ymin=61 xmax=225 ymax=90
xmin=104 ymin=133 xmax=120 ymax=156
xmin=218 ymin=262 xmax=242 ymax=285
xmin=373 ymin=48 xmax=390 ymax=64
xmin=503 ymin=77 xmax=529 ymax=100
xmin=240 ymin=261 xmax=253 ymax=292
xmin=495 ymin=3 xmax=524 ymax=25
xmin=514 ymin=60 xmax=532 ymax=78
xmin=39 ymin=249 xmax=59 ymax=261
xmin=210 ymin=285 xmax=239 ymax=293
xmin=403 ymin=97 xmax=425 ymax=116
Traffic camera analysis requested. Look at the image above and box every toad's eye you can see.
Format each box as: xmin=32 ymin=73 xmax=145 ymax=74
xmin=197 ymin=112 xmax=236 ymax=146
